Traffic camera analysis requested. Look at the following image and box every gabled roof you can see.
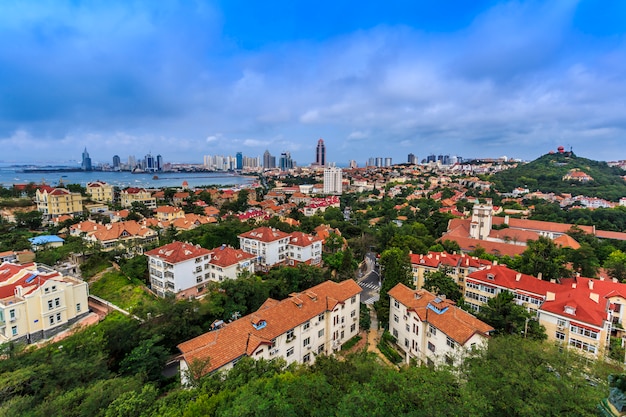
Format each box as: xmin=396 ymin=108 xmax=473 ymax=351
xmin=238 ymin=227 xmax=290 ymax=243
xmin=145 ymin=241 xmax=211 ymax=264
xmin=289 ymin=232 xmax=322 ymax=247
xmin=208 ymin=246 xmax=255 ymax=267
xmin=0 ymin=262 xmax=65 ymax=300
xmin=178 ymin=280 xmax=361 ymax=374
xmin=467 ymin=265 xmax=563 ymax=297
xmin=388 ymin=283 xmax=493 ymax=345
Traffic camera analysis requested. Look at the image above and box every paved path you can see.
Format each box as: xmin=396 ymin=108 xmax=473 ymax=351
xmin=365 ymin=304 xmax=395 ymax=367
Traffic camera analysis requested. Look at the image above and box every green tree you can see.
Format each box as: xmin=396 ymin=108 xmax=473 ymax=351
xmin=605 ymin=250 xmax=626 ymax=282
xmin=15 ymin=210 xmax=43 ymax=230
xmin=477 ymin=291 xmax=546 ymax=340
xmin=118 ymin=336 xmax=169 ymax=382
xmin=375 ymin=248 xmax=412 ymax=326
xmin=423 ymin=269 xmax=462 ymax=302
xmin=518 ymin=236 xmax=569 ymax=280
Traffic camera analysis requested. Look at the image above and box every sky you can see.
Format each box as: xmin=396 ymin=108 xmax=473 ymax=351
xmin=1 ymin=0 xmax=626 ymax=166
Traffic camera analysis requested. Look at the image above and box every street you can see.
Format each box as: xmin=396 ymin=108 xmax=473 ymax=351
xmin=358 ymin=252 xmax=381 ymax=304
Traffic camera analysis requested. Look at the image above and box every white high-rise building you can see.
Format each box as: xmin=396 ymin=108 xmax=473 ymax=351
xmin=323 ymin=166 xmax=343 ymax=195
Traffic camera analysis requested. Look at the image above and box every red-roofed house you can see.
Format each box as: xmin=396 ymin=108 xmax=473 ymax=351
xmin=177 ymin=279 xmax=362 ymax=381
xmin=388 ymin=283 xmax=493 ymax=367
xmin=145 ymin=241 xmax=212 ymax=298
xmin=287 ymin=232 xmax=323 ymax=266
xmin=238 ymin=227 xmax=292 ymax=271
xmin=0 ymin=262 xmax=89 ymax=344
xmin=120 ymin=187 xmax=156 ymax=209
xmin=86 ymin=181 xmax=114 ymax=203
xmin=410 ymin=251 xmax=492 ymax=289
xmin=35 ymin=187 xmax=83 ymax=219
xmin=154 ymin=205 xmax=185 ymax=222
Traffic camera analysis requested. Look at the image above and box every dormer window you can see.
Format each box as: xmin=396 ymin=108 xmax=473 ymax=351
xmin=486 ymin=274 xmax=495 ymax=280
xmin=564 ymin=305 xmax=576 ymax=315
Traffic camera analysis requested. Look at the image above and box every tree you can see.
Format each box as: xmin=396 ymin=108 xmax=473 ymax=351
xmin=375 ymin=248 xmax=412 ymax=326
xmin=118 ymin=336 xmax=169 ymax=382
xmin=605 ymin=250 xmax=626 ymax=282
xmin=477 ymin=291 xmax=546 ymax=340
xmin=568 ymin=242 xmax=600 ymax=278
xmin=518 ymin=236 xmax=570 ymax=281
xmin=423 ymin=269 xmax=462 ymax=302
xmin=15 ymin=210 xmax=42 ymax=230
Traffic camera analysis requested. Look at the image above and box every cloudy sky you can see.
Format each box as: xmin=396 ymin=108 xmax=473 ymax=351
xmin=1 ymin=0 xmax=625 ymax=166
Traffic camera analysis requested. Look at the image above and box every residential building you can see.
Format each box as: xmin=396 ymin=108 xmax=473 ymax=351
xmin=287 ymin=232 xmax=323 ymax=266
xmin=409 ymin=251 xmax=492 ymax=289
xmin=178 ymin=279 xmax=361 ymax=382
xmin=0 ymin=262 xmax=89 ymax=344
xmin=145 ymin=241 xmax=213 ymax=298
xmin=206 ymin=245 xmax=255 ymax=282
xmin=238 ymin=227 xmax=291 ymax=272
xmin=70 ymin=220 xmax=158 ymax=252
xmin=154 ymin=205 xmax=185 ymax=222
xmin=35 ymin=186 xmax=84 ymax=219
xmin=119 ymin=187 xmax=157 ymax=209
xmin=323 ymin=166 xmax=343 ymax=195
xmin=86 ymin=181 xmax=114 ymax=203
xmin=28 ymin=235 xmax=64 ymax=251
xmin=388 ymin=283 xmax=493 ymax=367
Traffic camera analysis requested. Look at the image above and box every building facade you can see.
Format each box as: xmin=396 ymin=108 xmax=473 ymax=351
xmin=178 ymin=279 xmax=362 ymax=382
xmin=316 ymin=138 xmax=326 ymax=166
xmin=86 ymin=181 xmax=114 ymax=203
xmin=323 ymin=166 xmax=343 ymax=195
xmin=388 ymin=283 xmax=493 ymax=367
xmin=35 ymin=187 xmax=84 ymax=219
xmin=0 ymin=262 xmax=89 ymax=344
xmin=119 ymin=187 xmax=157 ymax=209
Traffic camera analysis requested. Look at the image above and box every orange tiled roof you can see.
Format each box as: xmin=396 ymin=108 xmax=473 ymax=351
xmin=178 ymin=280 xmax=361 ymax=374
xmin=239 ymin=227 xmax=290 ymax=243
xmin=388 ymin=283 xmax=493 ymax=345
xmin=209 ymin=246 xmax=255 ymax=267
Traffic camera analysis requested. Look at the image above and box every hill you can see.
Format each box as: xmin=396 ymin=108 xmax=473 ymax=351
xmin=492 ymin=151 xmax=626 ymax=201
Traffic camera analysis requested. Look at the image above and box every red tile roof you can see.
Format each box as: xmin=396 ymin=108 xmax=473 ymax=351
xmin=208 ymin=246 xmax=255 ymax=267
xmin=145 ymin=241 xmax=211 ymax=264
xmin=289 ymin=231 xmax=322 ymax=247
xmin=238 ymin=227 xmax=290 ymax=243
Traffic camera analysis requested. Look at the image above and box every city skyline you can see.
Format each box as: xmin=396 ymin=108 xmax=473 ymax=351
xmin=1 ymin=2 xmax=626 ymax=164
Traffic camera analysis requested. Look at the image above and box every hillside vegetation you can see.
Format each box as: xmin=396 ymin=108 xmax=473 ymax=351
xmin=492 ymin=152 xmax=626 ymax=201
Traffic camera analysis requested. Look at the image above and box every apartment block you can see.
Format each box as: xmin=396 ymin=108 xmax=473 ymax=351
xmin=0 ymin=262 xmax=89 ymax=344
xmin=238 ymin=227 xmax=291 ymax=272
xmin=178 ymin=279 xmax=361 ymax=383
xmin=409 ymin=251 xmax=492 ymax=289
xmin=388 ymin=283 xmax=493 ymax=367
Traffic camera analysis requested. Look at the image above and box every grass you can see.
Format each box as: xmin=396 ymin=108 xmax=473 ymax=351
xmin=341 ymin=335 xmax=363 ymax=351
xmin=90 ymin=271 xmax=155 ymax=311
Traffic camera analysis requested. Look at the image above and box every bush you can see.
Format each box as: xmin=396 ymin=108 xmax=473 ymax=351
xmin=377 ymin=331 xmax=404 ymax=364
xmin=341 ymin=335 xmax=362 ymax=351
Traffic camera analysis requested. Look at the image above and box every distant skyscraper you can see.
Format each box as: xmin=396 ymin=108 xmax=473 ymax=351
xmin=408 ymin=153 xmax=417 ymax=165
xmin=112 ymin=155 xmax=121 ymax=169
xmin=279 ymin=152 xmax=294 ymax=171
xmin=315 ymin=138 xmax=326 ymax=166
xmin=323 ymin=166 xmax=343 ymax=195
xmin=349 ymin=160 xmax=357 ymax=168
xmin=81 ymin=147 xmax=92 ymax=171
xmin=128 ymin=155 xmax=136 ymax=169
xmin=156 ymin=154 xmax=163 ymax=171
xmin=236 ymin=152 xmax=243 ymax=170
xmin=384 ymin=157 xmax=392 ymax=167
xmin=145 ymin=153 xmax=156 ymax=172
xmin=263 ymin=150 xmax=275 ymax=170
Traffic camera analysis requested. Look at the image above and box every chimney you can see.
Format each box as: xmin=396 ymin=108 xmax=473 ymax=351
xmin=572 ymin=282 xmax=577 ymax=288
xmin=537 ymin=272 xmax=542 ymax=280
xmin=589 ymin=293 xmax=599 ymax=303
xmin=504 ymin=215 xmax=510 ymax=225
xmin=493 ymin=260 xmax=498 ymax=266
xmin=588 ymin=280 xmax=594 ymax=290
xmin=515 ymin=273 xmax=521 ymax=282
xmin=15 ymin=285 xmax=23 ymax=297
xmin=546 ymin=291 xmax=555 ymax=301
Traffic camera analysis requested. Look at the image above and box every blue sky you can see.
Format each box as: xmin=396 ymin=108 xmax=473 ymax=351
xmin=1 ymin=0 xmax=625 ymax=165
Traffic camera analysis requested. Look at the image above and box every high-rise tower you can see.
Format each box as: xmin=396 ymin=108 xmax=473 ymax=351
xmin=81 ymin=147 xmax=92 ymax=171
xmin=315 ymin=138 xmax=326 ymax=166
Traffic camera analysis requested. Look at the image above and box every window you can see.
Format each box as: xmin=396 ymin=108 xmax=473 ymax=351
xmin=48 ymin=300 xmax=53 ymax=310
xmin=557 ymin=319 xmax=566 ymax=328
xmin=303 ymin=337 xmax=310 ymax=347
xmin=76 ymin=303 xmax=81 ymax=312
xmin=54 ymin=298 xmax=60 ymax=307
xmin=56 ymin=313 xmax=61 ymax=322
xmin=569 ymin=338 xmax=597 ymax=354
xmin=412 ymin=323 xmax=419 ymax=335
xmin=428 ymin=325 xmax=437 ymax=336
xmin=350 ymin=323 xmax=356 ymax=332
xmin=392 ymin=328 xmax=398 ymax=338
xmin=404 ymin=338 xmax=409 ymax=348
xmin=303 ymin=353 xmax=311 ymax=362
xmin=350 ymin=309 xmax=356 ymax=318
xmin=394 ymin=299 xmax=400 ymax=308
xmin=303 ymin=321 xmax=310 ymax=331
xmin=318 ymin=344 xmax=325 ymax=354
xmin=286 ymin=347 xmax=294 ymax=357
xmin=405 ymin=324 xmax=410 ymax=332
xmin=394 ymin=314 xmax=399 ymax=323
xmin=318 ymin=313 xmax=324 ymax=322
xmin=286 ymin=329 xmax=295 ymax=341
xmin=428 ymin=342 xmax=436 ymax=352
xmin=318 ymin=329 xmax=324 ymax=337
xmin=351 ymin=296 xmax=356 ymax=304
xmin=570 ymin=325 xmax=599 ymax=340
xmin=9 ymin=309 xmax=15 ymax=320
xmin=341 ymin=330 xmax=344 ymax=339
xmin=49 ymin=315 xmax=55 ymax=325
xmin=446 ymin=336 xmax=456 ymax=349
xmin=556 ymin=331 xmax=565 ymax=341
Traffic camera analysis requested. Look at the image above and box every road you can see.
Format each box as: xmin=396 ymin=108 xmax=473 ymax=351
xmin=358 ymin=252 xmax=381 ymax=304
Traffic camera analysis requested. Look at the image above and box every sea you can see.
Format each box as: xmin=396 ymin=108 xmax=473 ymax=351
xmin=0 ymin=164 xmax=257 ymax=189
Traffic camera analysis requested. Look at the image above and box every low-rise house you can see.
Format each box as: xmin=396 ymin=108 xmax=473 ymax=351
xmin=410 ymin=251 xmax=492 ymax=289
xmin=28 ymin=235 xmax=65 ymax=251
xmin=177 ymin=279 xmax=361 ymax=382
xmin=388 ymin=283 xmax=493 ymax=367
xmin=155 ymin=206 xmax=185 ymax=222
xmin=205 ymin=245 xmax=255 ymax=283
xmin=0 ymin=262 xmax=89 ymax=344
xmin=287 ymin=232 xmax=323 ymax=266
xmin=238 ymin=227 xmax=291 ymax=272
xmin=70 ymin=220 xmax=158 ymax=252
